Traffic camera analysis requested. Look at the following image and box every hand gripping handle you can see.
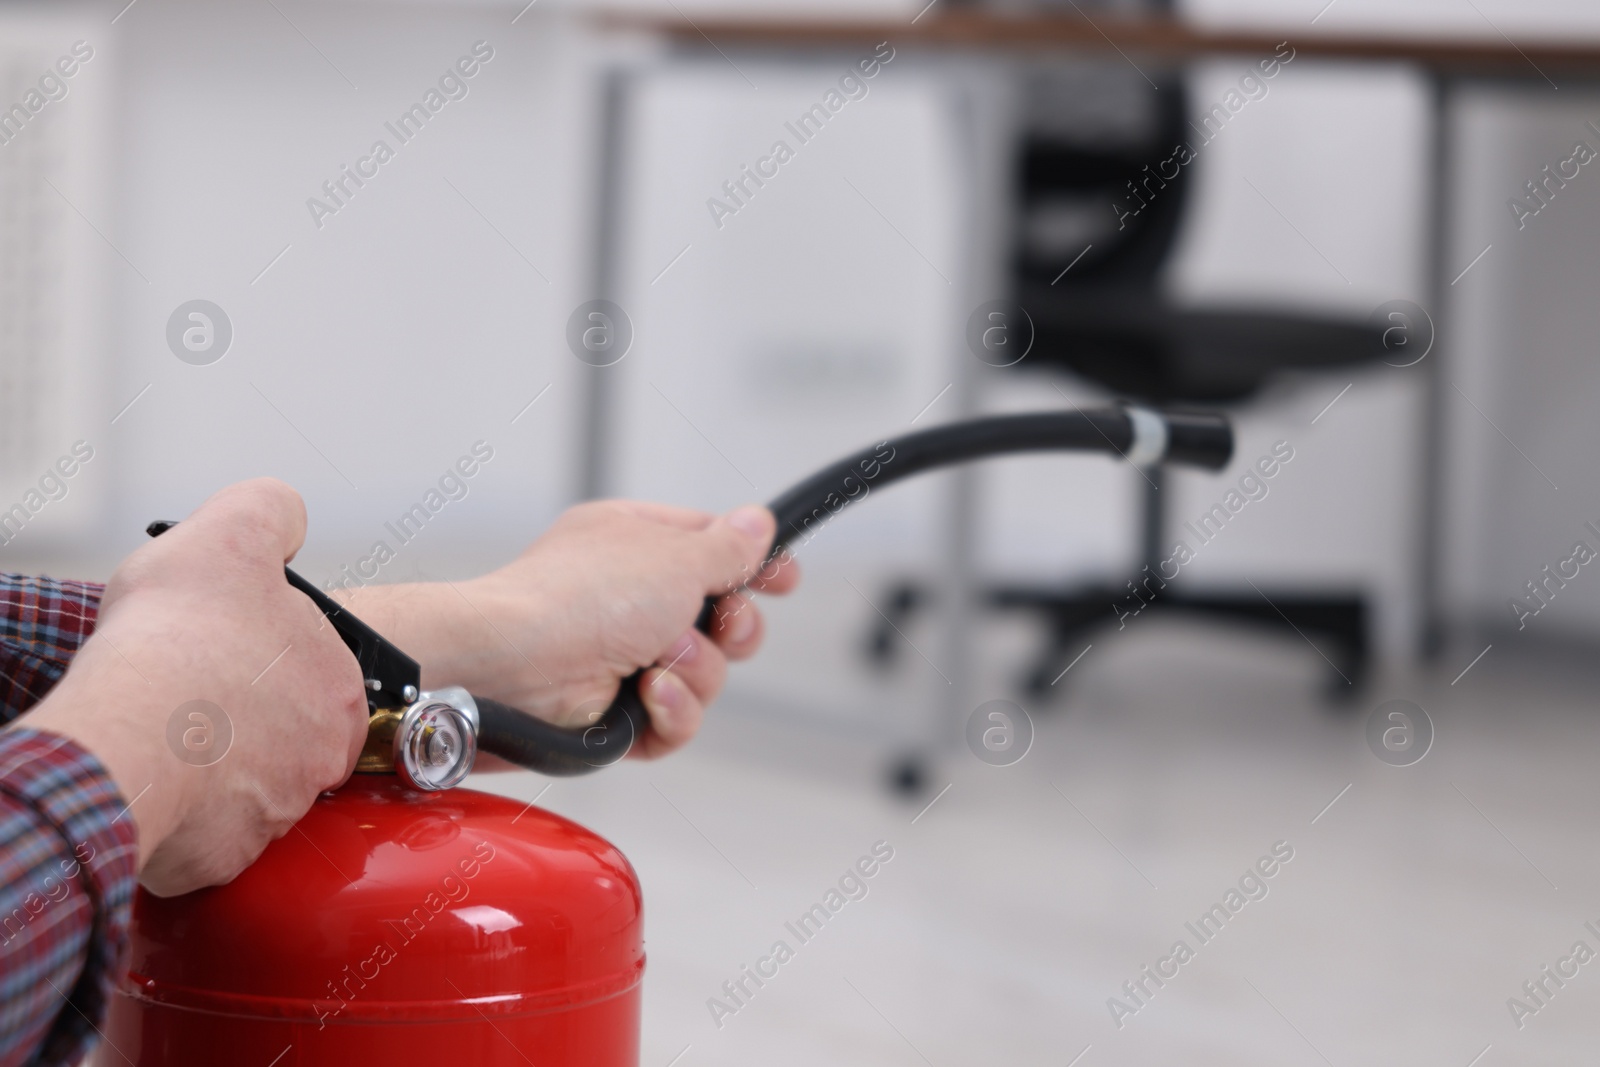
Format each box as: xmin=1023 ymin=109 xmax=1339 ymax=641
xmin=475 ymin=406 xmax=1232 ymax=776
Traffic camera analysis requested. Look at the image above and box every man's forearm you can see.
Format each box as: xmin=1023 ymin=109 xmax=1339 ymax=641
xmin=329 ymin=579 xmax=510 ymax=695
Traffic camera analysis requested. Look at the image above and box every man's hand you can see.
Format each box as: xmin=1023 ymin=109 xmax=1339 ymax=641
xmin=338 ymin=500 xmax=800 ymax=760
xmin=26 ymin=479 xmax=369 ymax=896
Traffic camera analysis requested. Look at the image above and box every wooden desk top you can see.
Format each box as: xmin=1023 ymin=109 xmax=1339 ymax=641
xmin=596 ymin=10 xmax=1600 ymax=79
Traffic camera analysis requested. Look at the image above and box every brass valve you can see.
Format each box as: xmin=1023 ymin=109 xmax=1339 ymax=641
xmin=354 ymin=690 xmax=478 ymax=791
xmin=356 ymin=709 xmax=405 ymax=774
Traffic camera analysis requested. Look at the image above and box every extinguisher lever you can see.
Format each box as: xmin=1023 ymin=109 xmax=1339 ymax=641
xmin=146 ymin=518 xmax=628 ymax=781
xmin=150 ymin=520 xmax=480 ymax=790
xmin=147 ymin=520 xmax=423 ymax=710
xmin=279 ymin=568 xmax=424 ymax=710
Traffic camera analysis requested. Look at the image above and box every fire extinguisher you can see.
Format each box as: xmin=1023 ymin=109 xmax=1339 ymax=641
xmin=96 ymin=406 xmax=1229 ymax=1066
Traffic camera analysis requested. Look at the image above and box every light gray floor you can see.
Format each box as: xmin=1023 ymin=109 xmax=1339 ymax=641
xmin=474 ymin=622 xmax=1600 ymax=1066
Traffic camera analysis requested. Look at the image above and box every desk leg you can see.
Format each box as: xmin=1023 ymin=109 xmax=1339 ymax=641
xmin=1418 ymin=72 xmax=1455 ymax=660
xmin=579 ymin=66 xmax=632 ymax=502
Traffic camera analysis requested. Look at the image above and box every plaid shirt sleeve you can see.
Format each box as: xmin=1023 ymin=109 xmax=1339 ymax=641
xmin=0 ymin=574 xmax=101 ymax=728
xmin=0 ymin=574 xmax=140 ymax=1067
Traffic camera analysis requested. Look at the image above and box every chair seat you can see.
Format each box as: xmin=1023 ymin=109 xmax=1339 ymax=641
xmin=1020 ymin=288 xmax=1387 ymax=402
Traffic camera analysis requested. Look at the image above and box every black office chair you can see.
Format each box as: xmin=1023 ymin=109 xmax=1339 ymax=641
xmin=867 ymin=61 xmax=1385 ymax=704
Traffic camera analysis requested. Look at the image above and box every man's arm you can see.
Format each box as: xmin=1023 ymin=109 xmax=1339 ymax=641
xmin=0 ymin=574 xmax=140 ymax=1067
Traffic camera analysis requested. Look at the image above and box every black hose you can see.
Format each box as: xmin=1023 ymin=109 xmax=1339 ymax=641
xmin=476 ymin=691 xmax=648 ymax=777
xmin=475 ymin=406 xmax=1231 ymax=776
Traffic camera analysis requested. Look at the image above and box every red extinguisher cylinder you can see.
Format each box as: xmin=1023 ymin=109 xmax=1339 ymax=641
xmin=97 ymin=777 xmax=643 ymax=1066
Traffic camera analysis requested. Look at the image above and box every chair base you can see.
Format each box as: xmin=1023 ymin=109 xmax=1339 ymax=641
xmin=865 ymin=580 xmax=1368 ymax=704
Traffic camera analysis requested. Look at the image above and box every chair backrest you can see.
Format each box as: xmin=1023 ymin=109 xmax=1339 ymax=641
xmin=1013 ymin=61 xmax=1190 ymax=293
xmin=1005 ymin=29 xmax=1387 ymax=405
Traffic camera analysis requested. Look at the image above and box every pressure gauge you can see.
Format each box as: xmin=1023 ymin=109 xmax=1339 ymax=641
xmin=393 ymin=687 xmax=479 ymax=792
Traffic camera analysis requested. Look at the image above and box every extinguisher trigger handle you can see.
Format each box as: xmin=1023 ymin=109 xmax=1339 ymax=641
xmin=145 ymin=520 xmax=424 ymax=709
xmin=279 ymin=567 xmax=422 ymax=709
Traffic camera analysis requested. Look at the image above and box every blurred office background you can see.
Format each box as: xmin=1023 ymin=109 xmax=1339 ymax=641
xmin=7 ymin=0 xmax=1600 ymax=1063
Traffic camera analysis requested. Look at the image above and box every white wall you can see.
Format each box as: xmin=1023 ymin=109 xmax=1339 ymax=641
xmin=602 ymin=54 xmax=991 ymax=744
xmin=0 ymin=7 xmax=115 ymax=550
xmin=1 ymin=0 xmax=602 ymax=589
xmin=1443 ymin=85 xmax=1600 ymax=643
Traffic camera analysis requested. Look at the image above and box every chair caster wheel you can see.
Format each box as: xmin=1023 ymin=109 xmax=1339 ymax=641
xmin=1323 ymin=669 xmax=1364 ymax=708
xmin=887 ymin=755 xmax=926 ymax=798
